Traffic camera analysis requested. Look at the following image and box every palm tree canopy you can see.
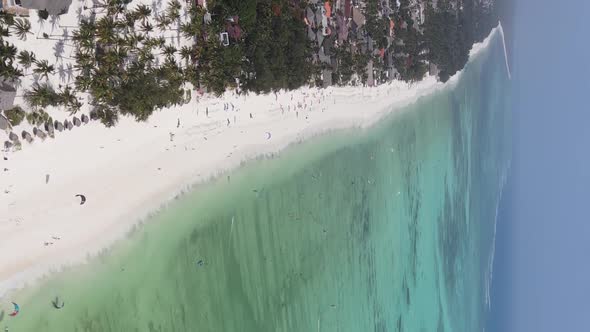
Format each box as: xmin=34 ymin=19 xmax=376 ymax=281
xmin=166 ymin=0 xmax=182 ymax=21
xmin=134 ymin=4 xmax=152 ymax=21
xmin=0 ymin=40 xmax=17 ymax=65
xmin=12 ymin=18 xmax=32 ymax=41
xmin=17 ymin=50 xmax=36 ymax=69
xmin=163 ymin=45 xmax=177 ymax=58
xmin=33 ymin=59 xmax=56 ymax=79
xmin=140 ymin=20 xmax=153 ymax=34
xmin=179 ymin=46 xmax=193 ymax=63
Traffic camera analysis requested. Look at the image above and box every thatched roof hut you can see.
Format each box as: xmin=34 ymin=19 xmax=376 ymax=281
xmin=21 ymin=130 xmax=33 ymax=143
xmin=20 ymin=0 xmax=73 ymax=15
xmin=44 ymin=121 xmax=54 ymax=134
xmin=55 ymin=120 xmax=64 ymax=132
xmin=37 ymin=130 xmax=47 ymax=140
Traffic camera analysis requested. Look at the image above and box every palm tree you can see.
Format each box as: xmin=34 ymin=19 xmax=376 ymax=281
xmin=179 ymin=46 xmax=192 ymax=66
xmin=0 ymin=25 xmax=10 ymax=38
xmin=155 ymin=14 xmax=172 ymax=31
xmin=24 ymin=83 xmax=60 ymax=108
xmin=180 ymin=21 xmax=199 ymax=40
xmin=33 ymin=59 xmax=55 ymax=80
xmin=134 ymin=4 xmax=152 ymax=23
xmin=162 ymin=45 xmax=177 ymax=62
xmin=17 ymin=50 xmax=36 ymax=70
xmin=0 ymin=64 xmax=23 ymax=81
xmin=0 ymin=40 xmax=17 ymax=65
xmin=59 ymin=86 xmax=82 ymax=114
xmin=0 ymin=12 xmax=15 ymax=26
xmin=122 ymin=12 xmax=137 ymax=30
xmin=123 ymin=32 xmax=145 ymax=50
xmin=166 ymin=0 xmax=181 ymax=22
xmin=138 ymin=46 xmax=155 ymax=66
xmin=96 ymin=16 xmax=117 ymax=45
xmin=140 ymin=20 xmax=153 ymax=34
xmin=12 ymin=18 xmax=32 ymax=40
xmin=73 ymin=20 xmax=97 ymax=51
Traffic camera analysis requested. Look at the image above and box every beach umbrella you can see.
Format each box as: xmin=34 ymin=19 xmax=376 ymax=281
xmin=45 ymin=122 xmax=54 ymax=136
xmin=55 ymin=120 xmax=64 ymax=132
xmin=265 ymin=132 xmax=272 ymax=140
xmin=21 ymin=130 xmax=33 ymax=143
xmin=3 ymin=141 xmax=12 ymax=149
xmin=81 ymin=114 xmax=89 ymax=124
xmin=8 ymin=132 xmax=18 ymax=142
xmin=73 ymin=117 xmax=81 ymax=127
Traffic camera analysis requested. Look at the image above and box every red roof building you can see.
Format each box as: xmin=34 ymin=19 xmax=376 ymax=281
xmin=344 ymin=0 xmax=352 ymax=18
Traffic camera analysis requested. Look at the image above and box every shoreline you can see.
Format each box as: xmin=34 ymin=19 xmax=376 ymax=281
xmin=0 ymin=26 xmax=504 ymax=298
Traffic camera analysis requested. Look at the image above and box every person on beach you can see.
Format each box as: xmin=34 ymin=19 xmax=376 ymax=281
xmin=206 ymin=107 xmax=209 ymax=117
xmin=227 ymin=119 xmax=230 ymax=126
xmin=250 ymin=113 xmax=253 ymax=119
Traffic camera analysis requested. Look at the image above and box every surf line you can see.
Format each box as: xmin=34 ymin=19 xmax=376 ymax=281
xmin=498 ymin=21 xmax=512 ymax=80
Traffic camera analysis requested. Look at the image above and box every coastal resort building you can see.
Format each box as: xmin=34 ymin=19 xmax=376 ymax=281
xmin=0 ymin=0 xmax=29 ymax=15
xmin=323 ymin=1 xmax=331 ymax=18
xmin=0 ymin=114 xmax=10 ymax=131
xmin=351 ymin=7 xmax=365 ymax=32
xmin=225 ymin=16 xmax=242 ymax=40
xmin=0 ymin=80 xmax=17 ymax=112
xmin=20 ymin=0 xmax=72 ymax=15
xmin=336 ymin=13 xmax=349 ymax=42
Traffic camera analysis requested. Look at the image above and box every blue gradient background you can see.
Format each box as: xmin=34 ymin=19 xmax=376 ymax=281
xmin=488 ymin=0 xmax=590 ymax=331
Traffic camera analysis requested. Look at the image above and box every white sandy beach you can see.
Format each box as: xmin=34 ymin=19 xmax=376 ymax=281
xmin=0 ymin=0 xmax=507 ymax=297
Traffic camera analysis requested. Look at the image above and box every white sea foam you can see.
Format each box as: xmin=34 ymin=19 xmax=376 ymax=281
xmin=485 ymin=160 xmax=511 ymax=310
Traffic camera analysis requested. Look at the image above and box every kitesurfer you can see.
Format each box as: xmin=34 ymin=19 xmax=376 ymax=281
xmin=75 ymin=194 xmax=86 ymax=205
xmin=52 ymin=297 xmax=65 ymax=309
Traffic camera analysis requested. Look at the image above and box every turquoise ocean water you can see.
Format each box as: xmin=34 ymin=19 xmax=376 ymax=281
xmin=3 ymin=31 xmax=510 ymax=332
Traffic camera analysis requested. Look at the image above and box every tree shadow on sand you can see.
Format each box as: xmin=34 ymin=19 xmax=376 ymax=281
xmin=54 ymin=39 xmax=65 ymax=62
xmin=66 ymin=63 xmax=75 ymax=84
xmin=57 ymin=63 xmax=66 ymax=83
xmin=50 ymin=15 xmax=61 ymax=34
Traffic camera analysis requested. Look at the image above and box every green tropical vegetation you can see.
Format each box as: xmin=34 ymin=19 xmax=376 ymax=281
xmin=1 ymin=0 xmax=500 ymax=130
xmin=12 ymin=18 xmax=32 ymax=41
xmin=0 ymin=13 xmax=23 ymax=81
xmin=423 ymin=0 xmax=497 ymax=82
xmin=3 ymin=105 xmax=25 ymax=126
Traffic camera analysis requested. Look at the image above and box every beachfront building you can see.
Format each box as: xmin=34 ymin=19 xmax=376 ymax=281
xmin=0 ymin=80 xmax=16 ymax=111
xmin=0 ymin=0 xmax=29 ymax=15
xmin=19 ymin=0 xmax=72 ymax=15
